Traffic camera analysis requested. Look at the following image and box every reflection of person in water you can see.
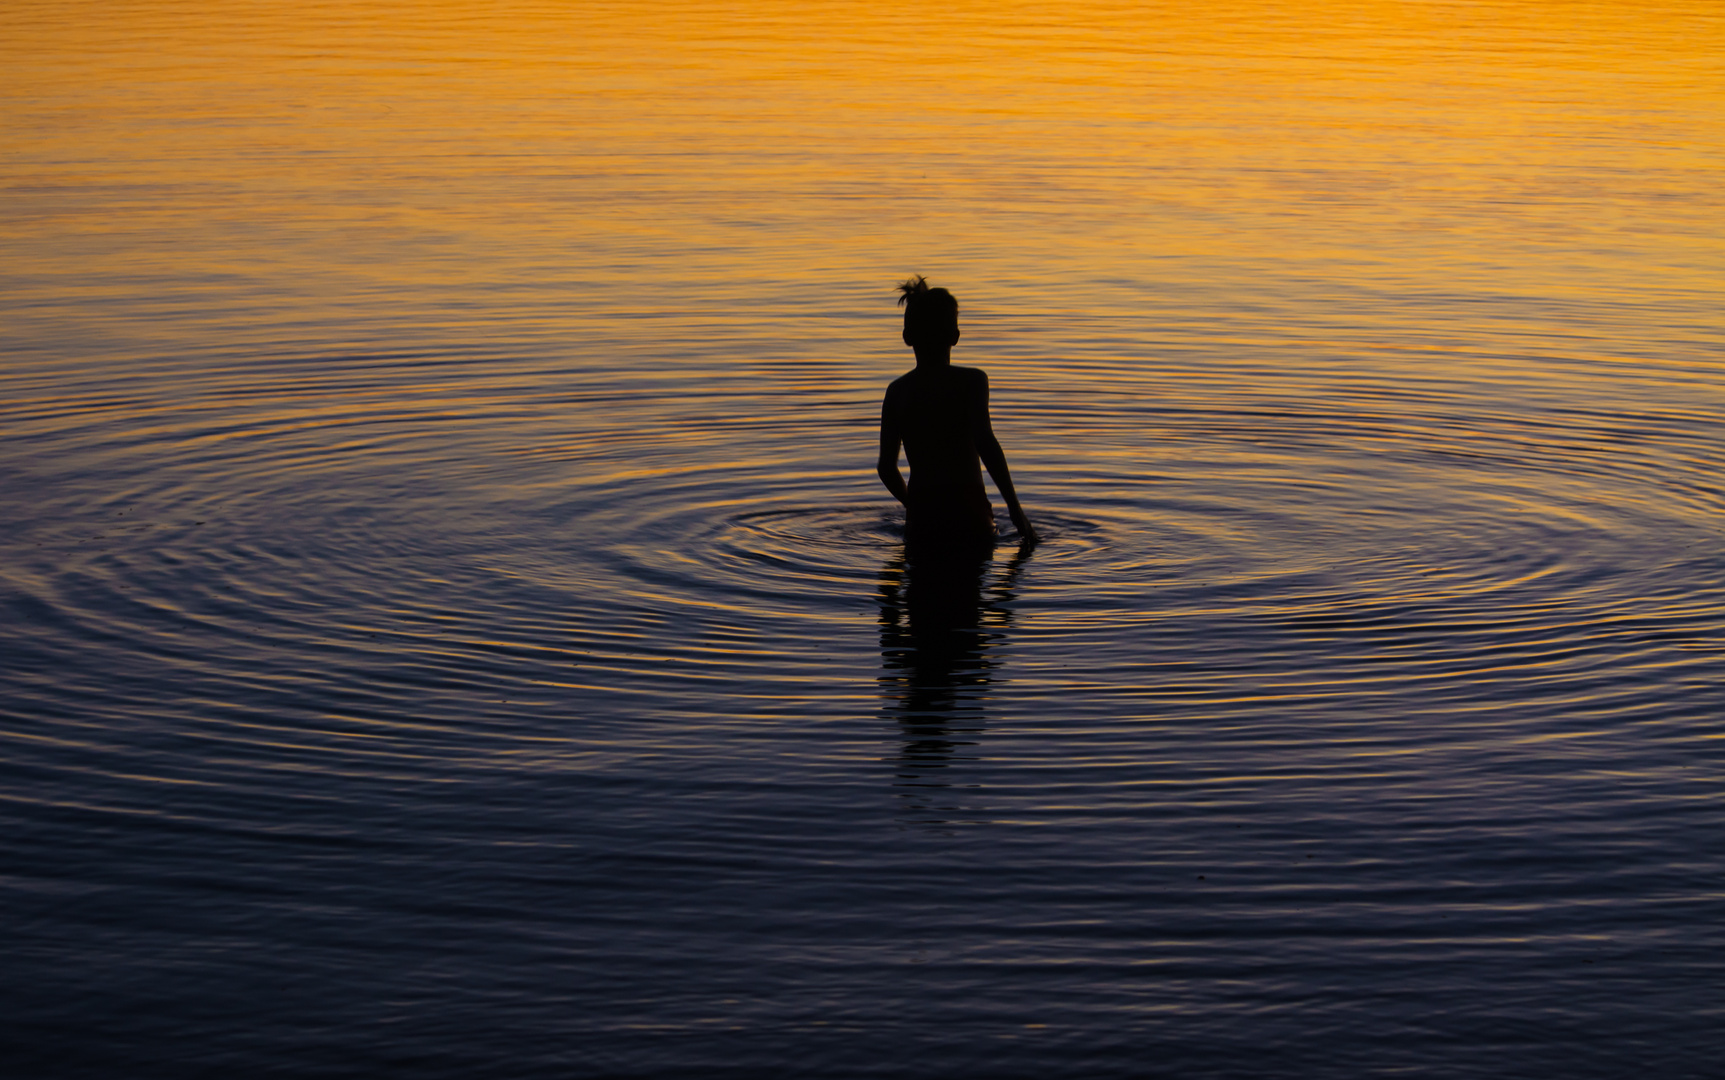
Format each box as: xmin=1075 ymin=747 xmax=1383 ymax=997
xmin=877 ymin=542 xmax=1034 ymax=783
xmin=878 ymin=276 xmax=1038 ymax=551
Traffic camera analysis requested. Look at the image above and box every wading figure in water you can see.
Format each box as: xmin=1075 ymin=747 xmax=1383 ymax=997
xmin=878 ymin=276 xmax=1038 ymax=551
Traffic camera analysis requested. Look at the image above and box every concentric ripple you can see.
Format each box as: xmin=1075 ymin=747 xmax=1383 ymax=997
xmin=6 ymin=339 xmax=1723 ymax=1080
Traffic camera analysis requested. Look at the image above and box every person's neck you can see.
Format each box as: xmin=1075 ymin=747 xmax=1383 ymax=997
xmin=912 ymin=346 xmax=952 ymax=368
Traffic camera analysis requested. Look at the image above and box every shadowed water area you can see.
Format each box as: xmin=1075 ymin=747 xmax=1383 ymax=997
xmin=3 ymin=2 xmax=1723 ymax=1076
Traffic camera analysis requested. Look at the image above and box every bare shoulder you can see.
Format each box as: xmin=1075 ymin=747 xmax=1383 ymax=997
xmin=883 ymin=370 xmax=915 ymax=407
xmin=952 ymin=365 xmax=990 ymax=396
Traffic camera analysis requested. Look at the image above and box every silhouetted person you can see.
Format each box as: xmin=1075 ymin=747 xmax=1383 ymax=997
xmin=877 ymin=276 xmax=1038 ymax=552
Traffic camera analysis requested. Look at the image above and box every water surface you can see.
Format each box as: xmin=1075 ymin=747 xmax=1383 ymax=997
xmin=3 ymin=2 xmax=1723 ymax=1076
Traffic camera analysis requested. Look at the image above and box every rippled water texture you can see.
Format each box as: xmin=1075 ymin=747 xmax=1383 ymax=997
xmin=4 ymin=2 xmax=1723 ymax=1076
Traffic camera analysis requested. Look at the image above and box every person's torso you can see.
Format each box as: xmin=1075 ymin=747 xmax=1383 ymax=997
xmin=893 ymin=367 xmax=987 ymax=499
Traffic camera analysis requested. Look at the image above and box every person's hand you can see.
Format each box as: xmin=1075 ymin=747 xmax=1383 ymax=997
xmin=1010 ymin=507 xmax=1040 ymax=544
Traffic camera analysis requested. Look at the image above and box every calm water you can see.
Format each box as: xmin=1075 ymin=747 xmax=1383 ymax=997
xmin=4 ymin=2 xmax=1723 ymax=1076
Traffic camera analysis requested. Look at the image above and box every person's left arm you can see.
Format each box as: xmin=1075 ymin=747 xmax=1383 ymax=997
xmin=969 ymin=371 xmax=1038 ymax=542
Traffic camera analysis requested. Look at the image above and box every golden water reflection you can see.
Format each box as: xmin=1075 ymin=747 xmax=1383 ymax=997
xmin=5 ymin=0 xmax=1718 ymax=350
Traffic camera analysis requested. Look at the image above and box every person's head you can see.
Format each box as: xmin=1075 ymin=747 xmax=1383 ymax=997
xmin=897 ymin=275 xmax=960 ymax=353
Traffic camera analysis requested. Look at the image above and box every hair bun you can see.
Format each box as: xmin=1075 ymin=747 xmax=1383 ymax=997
xmin=896 ymin=275 xmax=931 ymax=307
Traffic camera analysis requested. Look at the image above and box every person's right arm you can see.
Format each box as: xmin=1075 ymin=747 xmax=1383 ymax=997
xmin=877 ymin=387 xmax=908 ymax=505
